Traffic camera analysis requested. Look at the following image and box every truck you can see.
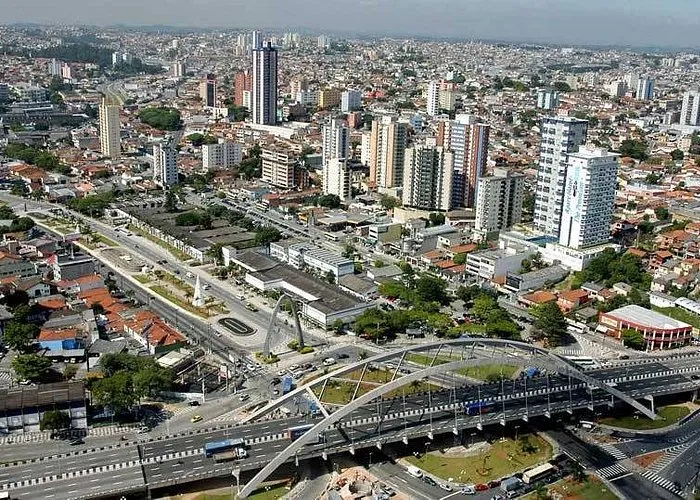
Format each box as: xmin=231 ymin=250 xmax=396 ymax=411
xmin=213 ymin=447 xmax=248 ymax=462
xmin=282 ymin=376 xmax=294 ymax=395
xmin=523 ymin=366 xmax=540 ymax=378
xmin=204 ymin=438 xmax=246 ymax=458
xmin=522 ymin=463 xmax=557 ymax=484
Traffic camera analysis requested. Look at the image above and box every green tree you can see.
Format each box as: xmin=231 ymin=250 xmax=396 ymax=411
xmin=206 ymin=243 xmax=224 ymax=265
xmin=379 ymin=195 xmax=400 ymax=210
xmin=40 ymin=410 xmax=72 ymax=431
xmin=325 ymin=270 xmax=336 ymax=284
xmin=654 ymin=207 xmax=670 ymax=220
xmin=132 ymin=363 xmax=173 ymax=398
xmin=138 ymin=107 xmax=182 ymax=130
xmin=532 ymin=302 xmax=567 ymax=347
xmin=618 ymin=139 xmax=649 ymax=161
xmin=670 ymin=149 xmax=684 ymax=161
xmin=453 ymin=252 xmax=467 ymax=265
xmin=553 ymin=81 xmax=572 ymax=92
xmin=91 ymin=371 xmax=137 ymax=414
xmin=254 ymin=226 xmax=282 ymax=247
xmin=3 ymin=321 xmax=38 ymax=352
xmin=317 ymin=194 xmax=341 ymax=209
xmin=645 ymin=172 xmax=662 ymax=185
xmin=342 ymin=243 xmax=356 ymax=259
xmin=621 ymin=329 xmax=645 ymax=350
xmin=164 ymin=190 xmax=178 ymax=212
xmin=415 ymin=275 xmax=449 ymax=305
xmin=428 ymin=212 xmax=445 ymax=227
xmin=471 ymin=293 xmax=498 ymax=322
xmin=12 ymin=354 xmax=53 ymax=382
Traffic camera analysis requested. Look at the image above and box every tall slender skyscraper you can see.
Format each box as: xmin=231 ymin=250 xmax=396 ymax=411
xmin=154 ymin=136 xmax=178 ymax=187
xmin=98 ymin=99 xmax=120 ymax=160
xmin=368 ymin=117 xmax=408 ymax=189
xmin=438 ymin=115 xmax=489 ymax=208
xmin=558 ymin=147 xmax=619 ymax=249
xmin=681 ymin=90 xmax=700 ymax=126
xmin=321 ymin=119 xmax=350 ymax=167
xmin=533 ymin=116 xmax=588 ymax=236
xmin=402 ymin=146 xmax=454 ymax=211
xmin=426 ymin=81 xmax=440 ymax=116
xmin=200 ymin=73 xmax=217 ymax=107
xmin=252 ymin=41 xmax=278 ymax=125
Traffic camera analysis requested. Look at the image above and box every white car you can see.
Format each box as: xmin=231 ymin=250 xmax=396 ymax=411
xmin=289 ymin=364 xmax=300 ymax=371
xmin=438 ymin=483 xmax=452 ymax=492
xmin=406 ymin=466 xmax=423 ymax=479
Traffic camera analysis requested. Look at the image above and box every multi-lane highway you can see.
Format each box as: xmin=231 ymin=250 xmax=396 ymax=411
xmin=3 ymin=354 xmax=700 ymax=498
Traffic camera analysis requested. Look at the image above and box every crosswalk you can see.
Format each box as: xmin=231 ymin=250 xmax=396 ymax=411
xmin=649 ymin=443 xmax=692 ymax=473
xmin=640 ymin=470 xmax=683 ymax=496
xmin=596 ymin=463 xmax=630 ymax=480
xmin=598 ymin=443 xmax=628 ymax=460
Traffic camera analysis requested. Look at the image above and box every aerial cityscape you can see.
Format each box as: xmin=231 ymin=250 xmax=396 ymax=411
xmin=2 ymin=5 xmax=700 ymax=500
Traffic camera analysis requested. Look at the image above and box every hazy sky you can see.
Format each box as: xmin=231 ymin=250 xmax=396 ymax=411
xmin=2 ymin=0 xmax=700 ymax=48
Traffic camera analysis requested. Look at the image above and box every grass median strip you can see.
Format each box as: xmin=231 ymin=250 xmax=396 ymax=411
xmin=149 ymin=285 xmax=227 ymax=318
xmin=127 ymin=224 xmax=192 ymax=261
xmin=599 ymin=405 xmax=690 ymax=430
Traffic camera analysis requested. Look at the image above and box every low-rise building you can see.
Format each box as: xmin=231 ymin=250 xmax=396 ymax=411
xmin=599 ymin=304 xmax=692 ymax=350
xmin=465 ymin=241 xmax=537 ymax=282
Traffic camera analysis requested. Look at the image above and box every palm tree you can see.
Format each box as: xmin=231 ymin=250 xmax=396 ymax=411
xmin=570 ymin=461 xmax=586 ymax=483
xmin=534 ymin=483 xmax=548 ymax=500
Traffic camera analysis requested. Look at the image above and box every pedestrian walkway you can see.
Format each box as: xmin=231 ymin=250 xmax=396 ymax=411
xmin=649 ymin=443 xmax=692 ymax=473
xmin=640 ymin=470 xmax=683 ymax=496
xmin=598 ymin=442 xmax=628 ymax=460
xmin=596 ymin=463 xmax=630 ymax=480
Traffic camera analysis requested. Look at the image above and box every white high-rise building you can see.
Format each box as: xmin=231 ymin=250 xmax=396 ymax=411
xmin=98 ymin=99 xmax=120 ymax=160
xmin=606 ymin=81 xmax=627 ymax=98
xmin=402 ymin=146 xmax=454 ymax=211
xmin=636 ymin=77 xmax=654 ymax=101
xmin=202 ymin=140 xmax=243 ymax=170
xmin=475 ymin=168 xmax=524 ymax=233
xmin=341 ymin=90 xmax=362 ymax=113
xmin=317 ymin=35 xmax=331 ymax=49
xmin=154 ymin=136 xmax=178 ymax=186
xmin=426 ymin=81 xmax=440 ymax=116
xmin=171 ymin=60 xmax=186 ymax=78
xmin=533 ymin=116 xmax=588 ymax=236
xmin=360 ymin=132 xmax=372 ymax=166
xmin=48 ymin=58 xmax=62 ymax=76
xmin=321 ymin=119 xmax=350 ymax=168
xmin=251 ymin=30 xmax=262 ymax=50
xmin=680 ymin=90 xmax=700 ymax=126
xmin=369 ymin=116 xmax=408 ymax=189
xmin=536 ymin=89 xmax=559 ymax=110
xmin=323 ymin=158 xmax=351 ymax=199
xmin=558 ymin=147 xmax=619 ymax=249
xmin=252 ymin=40 xmax=278 ymax=125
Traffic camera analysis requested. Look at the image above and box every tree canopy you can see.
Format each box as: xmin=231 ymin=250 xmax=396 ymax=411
xmin=138 ymin=107 xmax=182 ymax=130
xmin=618 ymin=139 xmax=649 ymax=161
xmin=12 ymin=354 xmax=53 ymax=382
xmin=531 ymin=302 xmax=567 ymax=347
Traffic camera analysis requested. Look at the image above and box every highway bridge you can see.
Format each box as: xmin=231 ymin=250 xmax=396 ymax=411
xmin=2 ymin=340 xmax=700 ymax=499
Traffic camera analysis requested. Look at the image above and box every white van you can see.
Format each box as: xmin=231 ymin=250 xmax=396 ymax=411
xmin=186 ymin=272 xmax=195 ymax=279
xmin=236 ymin=293 xmax=245 ymax=301
xmin=323 ymin=357 xmax=336 ymax=366
xmin=406 ymin=466 xmax=423 ymax=478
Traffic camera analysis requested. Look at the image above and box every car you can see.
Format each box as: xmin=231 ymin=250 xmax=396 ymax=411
xmin=423 ymin=476 xmax=437 ymax=487
xmin=691 ymin=374 xmax=700 ymax=380
xmin=438 ymin=483 xmax=452 ymax=492
xmin=289 ymin=364 xmax=300 ymax=371
xmin=272 ymin=389 xmax=279 ymax=395
xmin=69 ymin=438 xmax=84 ymax=446
xmin=246 ymin=364 xmax=257 ymax=371
xmin=382 ymin=486 xmax=396 ymax=497
xmin=239 ymin=394 xmax=250 ymax=402
xmin=137 ymin=427 xmax=149 ymax=434
xmin=475 ymin=484 xmax=489 ymax=491
xmin=271 ymin=377 xmax=281 ymax=385
xmin=406 ymin=466 xmax=423 ymax=478
xmin=337 ymin=353 xmax=349 ymax=359
xmin=491 ymin=495 xmax=504 ymax=500
xmin=461 ymin=484 xmax=476 ymax=495
xmin=190 ymin=415 xmax=203 ymax=423
xmin=188 ymin=400 xmax=200 ymax=406
xmin=488 ymin=480 xmax=501 ymax=488
xmin=276 ymin=370 xmax=285 ymax=377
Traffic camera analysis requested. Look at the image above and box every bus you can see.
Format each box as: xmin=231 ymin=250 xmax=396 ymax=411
xmin=565 ymin=356 xmax=595 ymax=367
xmin=465 ymin=401 xmax=495 ymax=416
xmin=287 ymin=423 xmax=314 ymax=441
xmin=204 ymin=438 xmax=246 ymax=457
xmin=324 ymin=232 xmax=339 ymax=242
xmin=522 ymin=463 xmax=557 ymax=484
xmin=282 ymin=376 xmax=294 ymax=395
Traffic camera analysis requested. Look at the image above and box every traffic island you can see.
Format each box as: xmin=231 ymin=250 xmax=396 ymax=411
xmin=598 ymin=404 xmax=691 ymax=430
xmin=403 ymin=433 xmax=553 ymax=484
xmin=520 ymin=474 xmax=617 ymax=500
xmin=218 ymin=317 xmax=255 ymax=336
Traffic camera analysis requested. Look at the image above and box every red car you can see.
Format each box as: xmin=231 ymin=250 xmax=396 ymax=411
xmin=476 ymin=484 xmax=489 ymax=491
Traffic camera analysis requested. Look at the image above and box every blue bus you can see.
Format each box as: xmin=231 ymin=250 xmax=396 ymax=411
xmin=287 ymin=423 xmax=314 ymax=440
xmin=465 ymin=401 xmax=495 ymax=416
xmin=282 ymin=376 xmax=294 ymax=395
xmin=204 ymin=438 xmax=245 ymax=457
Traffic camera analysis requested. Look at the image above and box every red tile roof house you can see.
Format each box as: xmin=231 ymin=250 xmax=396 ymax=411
xmin=123 ymin=310 xmax=187 ymax=355
xmin=557 ymin=289 xmax=590 ymax=314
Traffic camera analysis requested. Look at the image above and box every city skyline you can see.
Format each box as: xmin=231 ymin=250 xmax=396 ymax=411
xmin=2 ymin=0 xmax=700 ymax=48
